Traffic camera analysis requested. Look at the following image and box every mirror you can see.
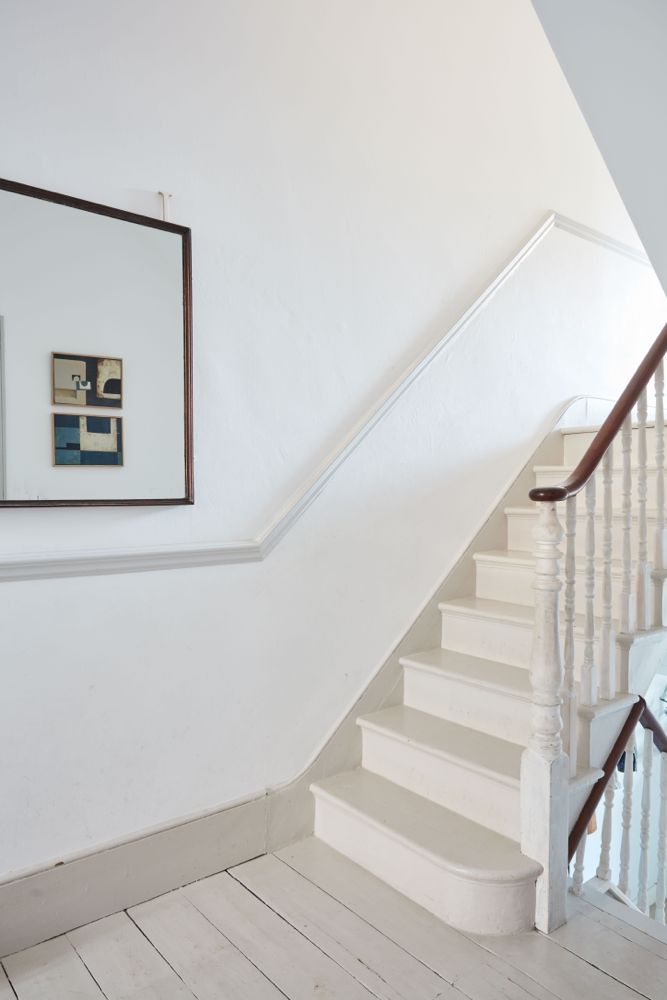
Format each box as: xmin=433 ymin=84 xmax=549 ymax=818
xmin=0 ymin=178 xmax=192 ymax=506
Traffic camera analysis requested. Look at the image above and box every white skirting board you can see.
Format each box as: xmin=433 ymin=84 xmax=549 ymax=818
xmin=0 ymin=795 xmax=268 ymax=959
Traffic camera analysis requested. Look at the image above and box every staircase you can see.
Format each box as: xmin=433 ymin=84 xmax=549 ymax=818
xmin=310 ymin=413 xmax=667 ymax=936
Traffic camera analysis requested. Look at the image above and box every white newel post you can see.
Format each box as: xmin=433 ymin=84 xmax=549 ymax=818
xmin=521 ymin=500 xmax=569 ymax=933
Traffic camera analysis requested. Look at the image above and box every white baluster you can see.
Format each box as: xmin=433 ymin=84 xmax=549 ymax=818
xmin=596 ymin=774 xmax=616 ymax=882
xmin=600 ymin=447 xmax=616 ymax=700
xmin=637 ymin=389 xmax=652 ymax=630
xmin=620 ymin=415 xmax=637 ymax=633
xmin=581 ymin=476 xmax=598 ymax=705
xmin=656 ymin=752 xmax=667 ymax=925
xmin=520 ymin=501 xmax=569 ymax=933
xmin=572 ymin=832 xmax=587 ymax=897
xmin=637 ymin=727 xmax=654 ymax=913
xmin=619 ymin=729 xmax=636 ymax=895
xmin=562 ymin=496 xmax=578 ymax=776
xmin=655 ymin=362 xmax=666 ymax=626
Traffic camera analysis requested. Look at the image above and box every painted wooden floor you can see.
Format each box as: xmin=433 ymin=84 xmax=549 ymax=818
xmin=3 ymin=837 xmax=666 ymax=1000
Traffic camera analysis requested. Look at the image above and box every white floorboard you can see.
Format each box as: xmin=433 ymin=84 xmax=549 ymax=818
xmin=231 ymin=853 xmax=455 ymax=999
xmin=3 ymin=838 xmax=663 ymax=1000
xmin=129 ymin=890 xmax=284 ymax=1000
xmin=68 ymin=911 xmax=195 ymax=999
xmin=3 ymin=936 xmax=106 ymax=999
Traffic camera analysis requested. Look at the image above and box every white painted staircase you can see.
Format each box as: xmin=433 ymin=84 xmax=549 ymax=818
xmin=310 ymin=420 xmax=667 ymax=935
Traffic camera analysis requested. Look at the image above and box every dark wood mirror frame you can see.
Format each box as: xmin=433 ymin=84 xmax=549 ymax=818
xmin=0 ymin=177 xmax=193 ymax=507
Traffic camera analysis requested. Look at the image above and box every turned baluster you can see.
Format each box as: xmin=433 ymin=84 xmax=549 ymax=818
xmin=581 ymin=476 xmax=597 ymax=705
xmin=596 ymin=774 xmax=616 ymax=882
xmin=620 ymin=415 xmax=636 ymax=633
xmin=520 ymin=501 xmax=568 ymax=933
xmin=572 ymin=832 xmax=587 ymax=897
xmin=562 ymin=496 xmax=577 ymax=776
xmin=600 ymin=447 xmax=615 ymax=700
xmin=656 ymin=752 xmax=667 ymax=925
xmin=619 ymin=728 xmax=636 ymax=895
xmin=637 ymin=727 xmax=654 ymax=913
xmin=637 ymin=389 xmax=651 ymax=630
xmin=655 ymin=362 xmax=666 ymax=626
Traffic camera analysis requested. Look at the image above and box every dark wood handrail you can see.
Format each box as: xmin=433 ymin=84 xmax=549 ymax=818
xmin=568 ymin=695 xmax=667 ymax=861
xmin=531 ymin=321 xmax=667 ymax=503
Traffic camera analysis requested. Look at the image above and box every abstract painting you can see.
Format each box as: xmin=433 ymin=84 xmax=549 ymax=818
xmin=53 ymin=414 xmax=123 ymax=466
xmin=53 ymin=353 xmax=123 ymax=408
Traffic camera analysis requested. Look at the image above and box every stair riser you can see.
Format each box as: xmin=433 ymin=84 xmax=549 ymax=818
xmin=475 ymin=557 xmax=632 ymax=616
xmin=440 ymin=609 xmax=595 ymax=670
xmin=506 ymin=509 xmax=661 ymax=556
xmin=535 ymin=467 xmax=662 ymax=508
xmin=361 ymin=727 xmax=520 ymax=840
xmin=563 ymin=426 xmax=666 ymax=466
xmin=403 ymin=664 xmax=532 ymax=745
xmin=312 ymin=794 xmax=537 ymax=935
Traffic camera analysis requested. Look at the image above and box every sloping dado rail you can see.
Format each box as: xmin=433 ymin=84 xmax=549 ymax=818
xmin=523 ymin=321 xmax=667 ymax=933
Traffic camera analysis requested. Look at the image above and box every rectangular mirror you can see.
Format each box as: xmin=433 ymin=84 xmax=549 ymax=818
xmin=0 ymin=178 xmax=192 ymax=506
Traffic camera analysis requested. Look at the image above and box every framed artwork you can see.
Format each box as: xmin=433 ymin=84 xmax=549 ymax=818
xmin=53 ymin=414 xmax=123 ymax=466
xmin=53 ymin=352 xmax=123 ymax=408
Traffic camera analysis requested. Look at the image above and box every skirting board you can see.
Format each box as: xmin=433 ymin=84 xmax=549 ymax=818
xmin=0 ymin=795 xmax=267 ymax=958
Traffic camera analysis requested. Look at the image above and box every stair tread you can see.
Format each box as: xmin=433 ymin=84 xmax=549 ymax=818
xmin=400 ymin=648 xmax=531 ymax=698
xmin=312 ymin=769 xmax=541 ymax=883
xmin=358 ymin=705 xmax=522 ymax=782
xmin=439 ymin=595 xmax=534 ymax=624
xmin=440 ymin=594 xmax=619 ymax=631
xmin=474 ymin=548 xmax=630 ymax=571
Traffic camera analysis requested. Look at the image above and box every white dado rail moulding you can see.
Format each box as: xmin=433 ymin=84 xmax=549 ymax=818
xmin=0 ymin=212 xmax=650 ymax=583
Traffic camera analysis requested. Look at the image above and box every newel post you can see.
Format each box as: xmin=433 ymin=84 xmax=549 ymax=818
xmin=521 ymin=500 xmax=569 ymax=933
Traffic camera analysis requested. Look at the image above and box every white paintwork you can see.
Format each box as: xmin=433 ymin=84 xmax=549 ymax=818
xmin=68 ymin=912 xmax=193 ymax=999
xmin=184 ymin=871 xmax=374 ymax=1000
xmin=601 ymin=448 xmax=616 ymax=699
xmin=130 ymin=892 xmax=283 ymax=1000
xmin=3 ymin=937 xmax=105 ymax=999
xmin=4 ymin=0 xmax=667 ymax=893
xmin=401 ymin=649 xmax=532 ymax=745
xmin=563 ymin=496 xmax=578 ymax=775
xmin=657 ymin=753 xmax=667 ymax=924
xmin=358 ymin=706 xmax=523 ymax=840
xmin=637 ymin=727 xmax=654 ymax=913
xmin=6 ymin=838 xmax=665 ymax=1000
xmin=619 ymin=730 xmax=637 ymax=895
xmin=0 ymin=793 xmax=266 ymax=958
xmin=311 ymin=769 xmax=540 ymax=935
xmin=474 ymin=548 xmax=634 ymax=618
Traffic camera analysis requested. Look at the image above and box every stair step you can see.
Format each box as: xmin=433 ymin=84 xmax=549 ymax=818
xmin=562 ymin=423 xmax=667 ymax=466
xmin=438 ymin=595 xmax=604 ymax=670
xmin=505 ymin=505 xmax=663 ymax=554
xmin=400 ymin=648 xmax=532 ymax=743
xmin=311 ymin=769 xmax=540 ymax=935
xmin=473 ymin=548 xmax=629 ymax=613
xmin=534 ymin=464 xmax=662 ymax=509
xmin=357 ymin=706 xmax=522 ymax=839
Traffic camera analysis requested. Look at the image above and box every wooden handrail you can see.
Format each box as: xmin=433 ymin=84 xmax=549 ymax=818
xmin=531 ymin=321 xmax=667 ymax=503
xmin=568 ymin=696 xmax=667 ymax=861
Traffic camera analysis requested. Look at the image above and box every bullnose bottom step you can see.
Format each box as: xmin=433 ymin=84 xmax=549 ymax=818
xmin=311 ymin=769 xmax=541 ymax=935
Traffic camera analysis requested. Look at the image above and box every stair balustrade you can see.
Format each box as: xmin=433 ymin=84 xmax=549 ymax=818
xmin=524 ymin=322 xmax=667 ymax=932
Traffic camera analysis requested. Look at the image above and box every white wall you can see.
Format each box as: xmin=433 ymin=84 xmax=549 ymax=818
xmin=0 ymin=0 xmax=663 ymax=878
xmin=531 ymin=0 xmax=667 ymax=294
xmin=0 ymin=190 xmax=185 ymax=500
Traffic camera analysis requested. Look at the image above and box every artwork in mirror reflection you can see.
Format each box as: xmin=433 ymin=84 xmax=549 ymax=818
xmin=53 ymin=414 xmax=123 ymax=466
xmin=53 ymin=352 xmax=123 ymax=408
